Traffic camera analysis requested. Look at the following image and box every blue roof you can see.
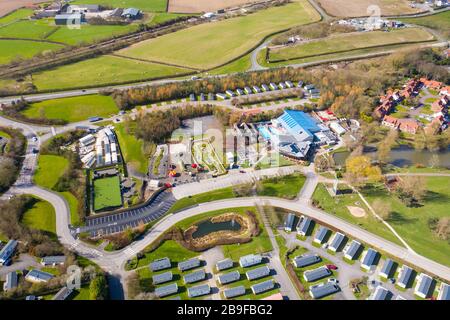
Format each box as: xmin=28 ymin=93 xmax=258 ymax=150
xmin=278 ymin=110 xmax=321 ymax=138
xmin=122 ymin=8 xmax=140 ymax=16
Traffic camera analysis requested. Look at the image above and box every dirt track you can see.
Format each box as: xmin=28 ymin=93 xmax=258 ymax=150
xmin=168 ymin=0 xmax=258 ymax=13
xmin=317 ymin=0 xmax=423 ymax=17
xmin=0 ymin=0 xmax=47 ymax=17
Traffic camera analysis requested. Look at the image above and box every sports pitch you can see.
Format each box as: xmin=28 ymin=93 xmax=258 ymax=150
xmin=93 ymin=176 xmax=123 ymax=211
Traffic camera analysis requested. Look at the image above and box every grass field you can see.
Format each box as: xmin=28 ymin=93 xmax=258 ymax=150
xmin=401 ymin=11 xmax=450 ymax=39
xmin=256 ymin=173 xmax=306 ymax=200
xmin=93 ymin=176 xmax=123 ymax=211
xmin=0 ymin=19 xmax=56 ymax=39
xmin=312 ymin=183 xmax=403 ymax=247
xmin=22 ymin=197 xmax=56 ymax=237
xmin=317 ymin=0 xmax=422 ymax=17
xmin=34 ymin=155 xmax=69 ymax=189
xmin=168 ymin=187 xmax=235 ymax=213
xmin=119 ymin=0 xmax=320 ymax=69
xmin=269 ymin=28 xmax=434 ymax=62
xmin=362 ymin=177 xmax=450 ymax=267
xmin=0 ymin=8 xmax=34 ymax=25
xmin=0 ymin=39 xmax=63 ymax=65
xmin=22 ymin=95 xmax=119 ymax=123
xmin=32 ymin=55 xmax=191 ymax=91
xmin=72 ymin=0 xmax=168 ymax=12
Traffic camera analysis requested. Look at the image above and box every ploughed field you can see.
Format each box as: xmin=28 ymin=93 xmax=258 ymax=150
xmin=168 ymin=0 xmax=256 ymax=13
xmin=316 ymin=0 xmax=423 ymax=17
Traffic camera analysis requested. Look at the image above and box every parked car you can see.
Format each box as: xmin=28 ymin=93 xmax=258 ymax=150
xmin=326 ymin=264 xmax=338 ymax=270
xmin=328 ymin=278 xmax=339 ymax=284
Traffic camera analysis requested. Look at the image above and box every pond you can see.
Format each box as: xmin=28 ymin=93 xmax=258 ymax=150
xmin=192 ymin=218 xmax=242 ymax=239
xmin=333 ymin=145 xmax=450 ymax=168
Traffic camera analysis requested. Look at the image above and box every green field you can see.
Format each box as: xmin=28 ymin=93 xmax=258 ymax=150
xmin=257 ymin=173 xmax=306 ymax=200
xmin=312 ymin=183 xmax=403 ymax=247
xmin=32 ymin=55 xmax=191 ymax=90
xmin=168 ymin=187 xmax=235 ymax=213
xmin=0 ymin=19 xmax=56 ymax=40
xmin=93 ymin=176 xmax=123 ymax=211
xmin=22 ymin=197 xmax=56 ymax=237
xmin=34 ymin=155 xmax=69 ymax=189
xmin=401 ymin=11 xmax=450 ymax=39
xmin=23 ymin=95 xmax=119 ymax=123
xmin=362 ymin=177 xmax=450 ymax=267
xmin=0 ymin=9 xmax=34 ymax=25
xmin=119 ymin=0 xmax=320 ymax=69
xmin=72 ymin=0 xmax=168 ymax=12
xmin=0 ymin=39 xmax=63 ymax=65
xmin=269 ymin=28 xmax=434 ymax=62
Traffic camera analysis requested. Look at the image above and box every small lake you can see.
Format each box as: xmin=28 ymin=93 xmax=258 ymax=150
xmin=333 ymin=145 xmax=450 ymax=168
xmin=192 ymin=219 xmax=242 ymax=239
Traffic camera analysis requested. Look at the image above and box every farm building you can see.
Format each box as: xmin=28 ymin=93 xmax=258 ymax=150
xmin=251 ymin=280 xmax=274 ymax=295
xmin=155 ymin=283 xmax=178 ymax=298
xmin=152 ymin=271 xmax=173 ymax=285
xmin=303 ymin=266 xmax=331 ymax=282
xmin=183 ymin=269 xmax=206 ymax=284
xmin=217 ymin=271 xmax=240 ymax=285
xmin=437 ymin=283 xmax=450 ymax=300
xmin=239 ymin=254 xmax=262 ymax=268
xmin=343 ymin=240 xmax=361 ymax=260
xmin=188 ymin=284 xmax=210 ymax=298
xmin=309 ymin=282 xmax=340 ymax=299
xmin=121 ymin=8 xmax=142 ymax=19
xmin=360 ymin=248 xmax=378 ymax=271
xmin=52 ymin=287 xmax=73 ymax=300
xmin=328 ymin=232 xmax=346 ymax=252
xmin=414 ymin=273 xmax=434 ymax=299
xmin=0 ymin=240 xmax=17 ymax=266
xmin=293 ymin=254 xmax=321 ymax=268
xmin=246 ymin=266 xmax=270 ymax=281
xmin=3 ymin=271 xmax=18 ymax=292
xmin=55 ymin=13 xmax=85 ymax=25
xmin=223 ymin=286 xmax=246 ymax=299
xmin=368 ymin=286 xmax=390 ymax=300
xmin=397 ymin=265 xmax=414 ymax=289
xmin=150 ymin=257 xmax=171 ymax=272
xmin=284 ymin=213 xmax=297 ymax=232
xmin=379 ymin=259 xmax=396 ymax=279
xmin=314 ymin=226 xmax=330 ymax=244
xmin=178 ymin=257 xmax=201 ymax=271
xmin=216 ymin=258 xmax=233 ymax=271
xmin=41 ymin=256 xmax=66 ymax=266
xmin=296 ymin=216 xmax=312 ymax=236
xmin=25 ymin=269 xmax=54 ymax=283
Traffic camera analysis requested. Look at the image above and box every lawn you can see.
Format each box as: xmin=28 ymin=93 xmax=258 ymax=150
xmin=401 ymin=11 xmax=450 ymax=39
xmin=61 ymin=191 xmax=81 ymax=226
xmin=168 ymin=187 xmax=235 ymax=213
xmin=0 ymin=39 xmax=63 ymax=65
xmin=312 ymin=183 xmax=403 ymax=247
xmin=269 ymin=28 xmax=434 ymax=62
xmin=256 ymin=173 xmax=306 ymax=200
xmin=32 ymin=55 xmax=191 ymax=91
xmin=93 ymin=175 xmax=123 ymax=211
xmin=119 ymin=0 xmax=320 ymax=69
xmin=22 ymin=95 xmax=119 ymax=123
xmin=34 ymin=155 xmax=69 ymax=189
xmin=361 ymin=177 xmax=450 ymax=267
xmin=71 ymin=0 xmax=168 ymax=12
xmin=22 ymin=196 xmax=56 ymax=237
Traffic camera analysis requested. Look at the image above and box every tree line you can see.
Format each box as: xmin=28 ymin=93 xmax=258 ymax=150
xmin=0 ymin=126 xmax=26 ymax=193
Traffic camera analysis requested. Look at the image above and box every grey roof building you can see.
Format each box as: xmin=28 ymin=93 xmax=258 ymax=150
xmin=25 ymin=296 xmax=36 ymax=300
xmin=414 ymin=273 xmax=434 ymax=299
xmin=25 ymin=269 xmax=54 ymax=283
xmin=223 ymin=285 xmax=246 ymax=299
xmin=0 ymin=239 xmax=17 ymax=266
xmin=343 ymin=240 xmax=361 ymax=260
xmin=269 ymin=83 xmax=278 ymax=90
xmin=361 ymin=248 xmax=378 ymax=271
xmin=285 ymin=81 xmax=294 ymax=88
xmin=313 ymin=226 xmax=329 ymax=244
xmin=293 ymin=254 xmax=321 ymax=268
xmin=152 ymin=271 xmax=173 ymax=285
xmin=41 ymin=256 xmax=66 ymax=266
xmin=261 ymin=84 xmax=270 ymax=92
xmin=397 ymin=265 xmax=414 ymax=289
xmin=52 ymin=287 xmax=73 ymax=300
xmin=122 ymin=8 xmax=142 ymax=19
xmin=183 ymin=269 xmax=206 ymax=284
xmin=369 ymin=286 xmax=390 ymax=300
xmin=251 ymin=280 xmax=274 ymax=294
xmin=328 ymin=232 xmax=346 ymax=252
xmin=246 ymin=266 xmax=270 ymax=281
xmin=3 ymin=271 xmax=18 ymax=292
xmin=216 ymin=258 xmax=233 ymax=271
xmin=218 ymin=271 xmax=240 ymax=285
xmin=253 ymin=86 xmax=261 ymax=93
xmin=239 ymin=254 xmax=262 ymax=268
xmin=437 ymin=283 xmax=450 ymax=300
xmin=150 ymin=257 xmax=171 ymax=272
xmin=188 ymin=284 xmax=210 ymax=298
xmin=244 ymin=87 xmax=252 ymax=94
xmin=309 ymin=282 xmax=340 ymax=299
xmin=303 ymin=266 xmax=331 ymax=282
xmin=178 ymin=257 xmax=201 ymax=271
xmin=284 ymin=213 xmax=297 ymax=232
xmin=155 ymin=283 xmax=178 ymax=298
xmin=296 ymin=216 xmax=312 ymax=236
xmin=379 ymin=259 xmax=396 ymax=279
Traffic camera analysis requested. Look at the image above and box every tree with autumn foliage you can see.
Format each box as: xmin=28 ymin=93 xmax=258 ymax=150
xmin=344 ymin=155 xmax=382 ymax=187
